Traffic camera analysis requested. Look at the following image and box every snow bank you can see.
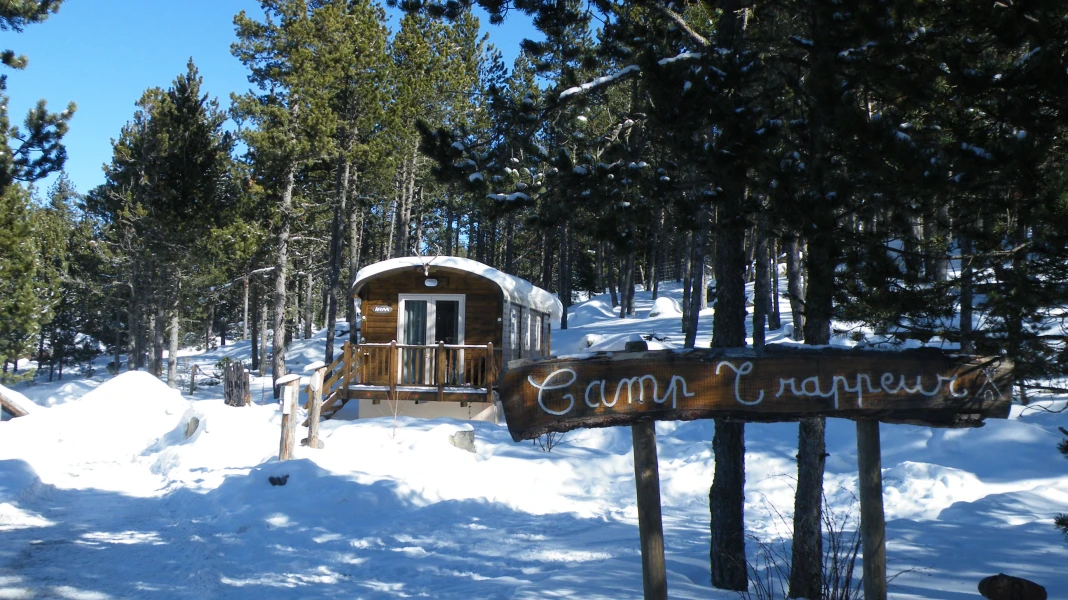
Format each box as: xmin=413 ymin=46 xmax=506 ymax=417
xmin=0 ymin=371 xmax=191 ymax=474
xmin=647 ymin=296 xmax=681 ymax=318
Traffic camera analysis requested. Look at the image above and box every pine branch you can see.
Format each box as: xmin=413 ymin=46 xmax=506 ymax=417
xmin=648 ymin=3 xmax=709 ymax=48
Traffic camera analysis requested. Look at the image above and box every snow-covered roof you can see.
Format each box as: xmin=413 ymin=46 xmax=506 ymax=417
xmin=353 ymin=256 xmax=563 ymax=325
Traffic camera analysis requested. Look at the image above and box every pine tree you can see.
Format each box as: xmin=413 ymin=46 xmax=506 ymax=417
xmin=0 ymin=184 xmax=38 ymax=369
xmin=89 ymin=61 xmax=237 ymax=380
xmin=0 ymin=0 xmax=74 ymax=195
xmin=0 ymin=0 xmax=72 ymax=371
xmin=233 ymin=0 xmax=338 ymax=389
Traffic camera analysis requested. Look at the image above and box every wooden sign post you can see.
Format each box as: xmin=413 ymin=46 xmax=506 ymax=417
xmin=302 ymin=362 xmax=327 ymax=449
xmin=497 ymin=347 xmax=1013 ymax=599
xmin=277 ymin=373 xmax=301 ymax=460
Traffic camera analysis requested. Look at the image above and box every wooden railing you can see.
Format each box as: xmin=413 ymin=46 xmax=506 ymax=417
xmin=318 ymin=341 xmax=502 ymax=412
xmin=354 ymin=342 xmax=501 ymax=389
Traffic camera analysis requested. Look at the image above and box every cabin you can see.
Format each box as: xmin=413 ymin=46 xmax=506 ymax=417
xmin=317 ymin=256 xmax=561 ymax=422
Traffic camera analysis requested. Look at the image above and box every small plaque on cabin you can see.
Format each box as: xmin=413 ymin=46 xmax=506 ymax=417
xmin=372 ymin=305 xmax=393 ymax=314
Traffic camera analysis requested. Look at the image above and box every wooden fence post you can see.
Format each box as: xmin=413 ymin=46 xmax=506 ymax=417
xmin=188 ymin=364 xmax=198 ymax=395
xmin=389 ymin=340 xmax=398 ymax=399
xmin=857 ymin=419 xmax=888 ymax=600
xmin=303 ymin=362 xmax=327 ymax=449
xmin=342 ymin=342 xmax=352 ymax=388
xmin=277 ymin=374 xmax=301 ymax=460
xmin=437 ymin=341 xmax=446 ymax=403
xmin=224 ymin=362 xmax=251 ymax=406
xmin=632 ymin=420 xmax=668 ymax=600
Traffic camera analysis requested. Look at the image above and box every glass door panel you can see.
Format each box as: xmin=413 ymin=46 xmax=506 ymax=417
xmin=402 ymin=300 xmax=427 ymax=384
xmin=435 ymin=300 xmax=460 ymax=383
xmin=398 ymin=295 xmax=465 ymax=386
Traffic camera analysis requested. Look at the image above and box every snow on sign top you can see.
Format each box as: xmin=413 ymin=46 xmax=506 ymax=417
xmin=353 ymin=256 xmax=563 ymax=325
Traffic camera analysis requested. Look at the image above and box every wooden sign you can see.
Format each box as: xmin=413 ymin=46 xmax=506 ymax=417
xmin=498 ymin=347 xmax=1013 ymax=441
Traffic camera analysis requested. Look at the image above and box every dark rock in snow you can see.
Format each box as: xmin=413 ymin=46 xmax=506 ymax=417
xmin=978 ymin=573 xmax=1047 ymax=600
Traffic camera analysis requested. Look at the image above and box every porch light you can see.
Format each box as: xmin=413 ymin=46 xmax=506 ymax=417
xmin=424 ymin=278 xmax=438 ymax=287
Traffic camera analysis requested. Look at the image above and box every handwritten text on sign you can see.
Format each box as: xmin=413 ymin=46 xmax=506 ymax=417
xmin=497 ymin=348 xmax=1013 ymax=441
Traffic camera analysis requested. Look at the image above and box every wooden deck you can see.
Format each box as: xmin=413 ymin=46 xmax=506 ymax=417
xmin=313 ymin=341 xmax=501 ymax=420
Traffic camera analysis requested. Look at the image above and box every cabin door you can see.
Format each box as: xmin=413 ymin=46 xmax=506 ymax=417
xmin=398 ymin=294 xmax=465 ymax=385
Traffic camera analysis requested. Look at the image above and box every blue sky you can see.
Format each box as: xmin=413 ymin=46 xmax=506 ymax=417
xmin=5 ymin=1 xmax=534 ymax=199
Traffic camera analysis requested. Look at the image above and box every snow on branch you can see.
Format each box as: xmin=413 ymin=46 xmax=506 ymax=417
xmin=658 ymin=51 xmax=704 ymax=66
xmin=558 ymin=65 xmax=640 ymax=100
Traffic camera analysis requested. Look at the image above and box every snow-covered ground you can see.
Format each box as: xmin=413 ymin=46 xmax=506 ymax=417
xmin=1 ymin=282 xmax=1066 ymax=599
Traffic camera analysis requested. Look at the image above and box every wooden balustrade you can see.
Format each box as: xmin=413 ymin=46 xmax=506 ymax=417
xmin=311 ymin=340 xmax=503 ymax=416
xmin=346 ymin=342 xmax=502 ymax=389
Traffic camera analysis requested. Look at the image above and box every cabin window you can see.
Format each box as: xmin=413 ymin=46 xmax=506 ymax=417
xmin=535 ymin=315 xmax=542 ymax=354
xmin=510 ymin=308 xmax=518 ymax=356
xmin=525 ymin=312 xmax=532 ymax=352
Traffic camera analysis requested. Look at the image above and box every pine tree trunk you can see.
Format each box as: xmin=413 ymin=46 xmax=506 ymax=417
xmin=304 ymin=271 xmax=313 ymax=339
xmin=788 ymin=416 xmax=827 ymax=599
xmin=394 ymin=142 xmax=418 ymax=258
xmin=259 ymin=295 xmax=268 ymax=377
xmin=242 ymin=275 xmax=249 ymax=341
xmin=785 ymin=236 xmax=805 ymax=341
xmin=152 ymin=306 xmax=165 ymax=378
xmin=326 ymin=177 xmax=343 ymax=363
xmin=348 ymin=196 xmax=364 ymax=345
xmin=685 ymin=208 xmax=710 ymax=347
xmin=621 ymin=249 xmax=636 ymax=318
xmin=620 ymin=250 xmax=630 ymax=319
xmin=904 ymin=211 xmax=923 ymax=281
xmin=386 ymin=198 xmax=397 ymax=260
xmin=712 ymin=195 xmax=746 ymax=349
xmin=753 ymin=216 xmax=769 ymax=352
xmin=707 ymin=182 xmax=749 ymax=590
xmin=607 ymin=244 xmax=619 ymax=308
xmin=488 ymin=216 xmax=498 ymax=268
xmin=113 ymin=306 xmax=123 ymax=374
xmin=167 ymin=307 xmax=179 ymax=389
xmin=272 ymin=164 xmax=296 ymax=395
xmin=132 ymin=297 xmax=145 ymax=370
xmin=205 ymin=302 xmax=214 ymax=350
xmin=541 ymin=229 xmax=555 ymax=291
xmin=414 ymin=190 xmax=424 ymax=256
xmin=789 ymin=225 xmax=836 ymax=600
xmin=445 ymin=201 xmax=454 ymax=255
xmin=682 ymin=231 xmax=693 ymax=335
xmin=595 ymin=241 xmax=604 ymax=294
xmin=251 ymin=283 xmax=260 ymax=372
xmin=559 ymin=222 xmax=570 ymax=329
xmin=959 ymin=233 xmax=974 ymax=354
xmin=504 ymin=214 xmax=515 ymax=272
xmin=769 ymin=238 xmax=782 ymax=330
xmin=650 ymin=208 xmax=665 ymax=300
xmin=709 ymin=419 xmax=747 ymax=591
xmin=928 ymin=204 xmax=950 ymax=282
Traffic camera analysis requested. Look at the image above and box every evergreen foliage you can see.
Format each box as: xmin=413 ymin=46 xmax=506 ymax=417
xmin=0 ymin=184 xmax=38 ymax=366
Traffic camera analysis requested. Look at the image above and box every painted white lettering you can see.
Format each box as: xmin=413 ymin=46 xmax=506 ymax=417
xmin=716 ymin=361 xmax=765 ymax=406
xmin=584 ymin=380 xmax=602 ymax=408
xmin=528 ymin=369 xmax=577 ymax=416
xmin=948 ymin=376 xmax=968 ymax=398
xmin=584 ymin=373 xmax=696 ymax=409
